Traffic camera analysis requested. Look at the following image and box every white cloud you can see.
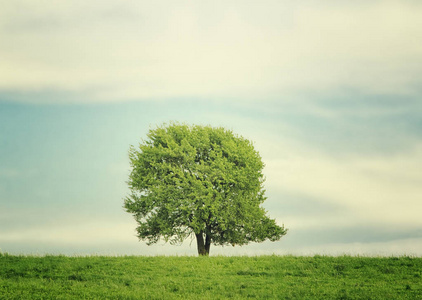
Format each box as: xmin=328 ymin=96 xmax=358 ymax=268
xmin=3 ymin=219 xmax=420 ymax=256
xmin=0 ymin=220 xmax=136 ymax=244
xmin=263 ymin=141 xmax=422 ymax=229
xmin=0 ymin=1 xmax=421 ymax=102
xmin=276 ymin=238 xmax=422 ymax=256
xmin=0 ymin=218 xmax=200 ymax=256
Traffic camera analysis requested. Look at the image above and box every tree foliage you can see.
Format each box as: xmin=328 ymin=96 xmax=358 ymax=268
xmin=124 ymin=123 xmax=287 ymax=255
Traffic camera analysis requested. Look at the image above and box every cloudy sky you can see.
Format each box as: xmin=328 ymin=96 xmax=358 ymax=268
xmin=1 ymin=0 xmax=421 ymax=256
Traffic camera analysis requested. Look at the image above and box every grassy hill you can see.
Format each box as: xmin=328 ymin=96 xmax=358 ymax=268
xmin=1 ymin=254 xmax=421 ymax=299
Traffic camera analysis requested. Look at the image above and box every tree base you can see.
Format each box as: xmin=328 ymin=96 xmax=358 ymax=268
xmin=196 ymin=233 xmax=211 ymax=256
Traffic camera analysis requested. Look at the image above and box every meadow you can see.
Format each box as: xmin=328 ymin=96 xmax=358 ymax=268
xmin=1 ymin=254 xmax=421 ymax=299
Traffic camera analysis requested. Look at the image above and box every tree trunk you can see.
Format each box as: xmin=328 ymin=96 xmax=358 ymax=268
xmin=195 ymin=232 xmax=210 ymax=256
xmin=205 ymin=233 xmax=211 ymax=255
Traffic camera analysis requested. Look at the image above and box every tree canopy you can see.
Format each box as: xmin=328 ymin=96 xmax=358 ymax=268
xmin=124 ymin=123 xmax=287 ymax=255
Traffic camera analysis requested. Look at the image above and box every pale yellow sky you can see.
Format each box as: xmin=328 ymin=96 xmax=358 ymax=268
xmin=0 ymin=0 xmax=421 ymax=102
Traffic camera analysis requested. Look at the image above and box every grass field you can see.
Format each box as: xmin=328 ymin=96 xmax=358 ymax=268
xmin=1 ymin=254 xmax=421 ymax=299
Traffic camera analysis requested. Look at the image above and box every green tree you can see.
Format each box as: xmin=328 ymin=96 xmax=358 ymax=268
xmin=124 ymin=123 xmax=287 ymax=255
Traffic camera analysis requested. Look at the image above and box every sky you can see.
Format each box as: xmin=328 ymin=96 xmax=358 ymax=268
xmin=1 ymin=0 xmax=421 ymax=256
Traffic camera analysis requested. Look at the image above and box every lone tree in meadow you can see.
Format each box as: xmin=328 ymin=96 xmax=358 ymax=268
xmin=124 ymin=123 xmax=287 ymax=255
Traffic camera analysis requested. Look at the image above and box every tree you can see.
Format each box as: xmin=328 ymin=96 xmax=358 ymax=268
xmin=124 ymin=123 xmax=287 ymax=255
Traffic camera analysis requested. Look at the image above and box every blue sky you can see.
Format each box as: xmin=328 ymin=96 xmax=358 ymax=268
xmin=1 ymin=0 xmax=422 ymax=256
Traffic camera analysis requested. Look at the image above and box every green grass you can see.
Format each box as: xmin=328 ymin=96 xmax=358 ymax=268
xmin=1 ymin=254 xmax=421 ymax=299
